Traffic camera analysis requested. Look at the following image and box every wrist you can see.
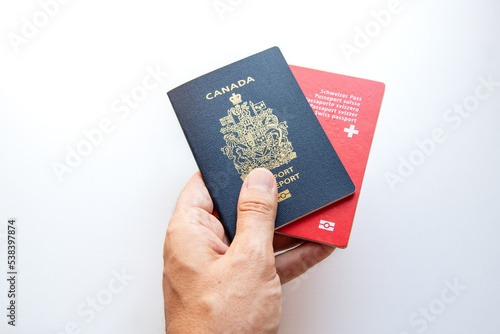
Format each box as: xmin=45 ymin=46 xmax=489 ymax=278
xmin=165 ymin=293 xmax=216 ymax=333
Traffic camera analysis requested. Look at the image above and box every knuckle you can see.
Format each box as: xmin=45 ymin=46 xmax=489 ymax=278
xmin=298 ymin=249 xmax=314 ymax=272
xmin=239 ymin=198 xmax=274 ymax=216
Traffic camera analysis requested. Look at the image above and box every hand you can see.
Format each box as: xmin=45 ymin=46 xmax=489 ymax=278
xmin=163 ymin=168 xmax=335 ymax=333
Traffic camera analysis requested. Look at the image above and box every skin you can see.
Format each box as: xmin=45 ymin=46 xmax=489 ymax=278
xmin=163 ymin=168 xmax=335 ymax=333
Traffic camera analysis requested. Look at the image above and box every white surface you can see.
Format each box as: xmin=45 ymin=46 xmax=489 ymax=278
xmin=1 ymin=0 xmax=499 ymax=333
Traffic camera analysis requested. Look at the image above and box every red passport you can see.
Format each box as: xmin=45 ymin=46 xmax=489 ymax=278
xmin=276 ymin=66 xmax=385 ymax=248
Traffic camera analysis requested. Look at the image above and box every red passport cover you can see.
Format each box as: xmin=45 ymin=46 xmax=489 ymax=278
xmin=276 ymin=65 xmax=385 ymax=248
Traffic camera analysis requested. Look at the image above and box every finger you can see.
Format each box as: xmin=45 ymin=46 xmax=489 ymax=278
xmin=230 ymin=168 xmax=278 ymax=256
xmin=174 ymin=171 xmax=213 ymax=214
xmin=169 ymin=171 xmax=226 ymax=244
xmin=273 ymin=234 xmax=304 ymax=253
xmin=275 ymin=242 xmax=335 ymax=284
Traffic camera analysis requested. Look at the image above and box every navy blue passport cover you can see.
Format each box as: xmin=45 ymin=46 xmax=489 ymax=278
xmin=168 ymin=47 xmax=354 ymax=240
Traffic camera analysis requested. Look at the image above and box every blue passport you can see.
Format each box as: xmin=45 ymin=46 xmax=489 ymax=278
xmin=168 ymin=47 xmax=354 ymax=240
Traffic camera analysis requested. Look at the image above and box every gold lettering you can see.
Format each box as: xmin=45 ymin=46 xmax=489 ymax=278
xmin=275 ymin=171 xmax=300 ymax=189
xmin=206 ymin=78 xmax=256 ymax=100
xmin=274 ymin=166 xmax=294 ymax=179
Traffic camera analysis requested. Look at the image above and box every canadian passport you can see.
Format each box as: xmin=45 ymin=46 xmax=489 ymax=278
xmin=167 ymin=47 xmax=354 ymax=241
xmin=277 ymin=65 xmax=385 ymax=247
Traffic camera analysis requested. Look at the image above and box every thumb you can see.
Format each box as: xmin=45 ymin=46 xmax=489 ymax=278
xmin=231 ymin=168 xmax=278 ymax=252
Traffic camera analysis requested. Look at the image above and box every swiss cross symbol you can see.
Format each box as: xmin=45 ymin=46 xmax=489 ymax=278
xmin=344 ymin=124 xmax=359 ymax=138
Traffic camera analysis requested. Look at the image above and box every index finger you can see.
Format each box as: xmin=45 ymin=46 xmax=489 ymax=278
xmin=169 ymin=172 xmax=227 ymax=244
xmin=275 ymin=242 xmax=335 ymax=284
xmin=174 ymin=171 xmax=214 ymax=214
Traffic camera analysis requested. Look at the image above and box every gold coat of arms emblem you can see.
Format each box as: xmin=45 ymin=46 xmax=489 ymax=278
xmin=220 ymin=93 xmax=297 ymax=180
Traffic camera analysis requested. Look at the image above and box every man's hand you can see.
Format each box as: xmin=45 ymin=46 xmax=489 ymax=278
xmin=163 ymin=168 xmax=335 ymax=333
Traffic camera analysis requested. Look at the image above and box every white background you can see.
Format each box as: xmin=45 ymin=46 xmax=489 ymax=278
xmin=1 ymin=0 xmax=499 ymax=333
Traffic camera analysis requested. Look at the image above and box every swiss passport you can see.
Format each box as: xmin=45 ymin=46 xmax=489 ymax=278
xmin=277 ymin=65 xmax=386 ymax=247
xmin=167 ymin=47 xmax=354 ymax=241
